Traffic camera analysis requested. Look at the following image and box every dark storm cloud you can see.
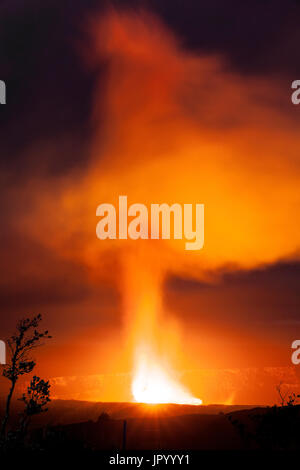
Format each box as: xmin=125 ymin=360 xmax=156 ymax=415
xmin=146 ymin=0 xmax=300 ymax=77
xmin=0 ymin=0 xmax=100 ymax=176
xmin=105 ymin=0 xmax=300 ymax=77
xmin=0 ymin=231 xmax=90 ymax=308
xmin=165 ymin=260 xmax=300 ymax=328
xmin=0 ymin=225 xmax=120 ymax=335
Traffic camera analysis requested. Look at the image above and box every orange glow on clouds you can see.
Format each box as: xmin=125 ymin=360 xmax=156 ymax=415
xmin=23 ymin=9 xmax=300 ymax=273
xmin=11 ymin=9 xmax=300 ymax=403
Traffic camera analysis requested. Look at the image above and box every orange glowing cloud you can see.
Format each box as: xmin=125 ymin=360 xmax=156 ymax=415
xmin=12 ymin=9 xmax=300 ymax=403
xmin=18 ymin=9 xmax=299 ymax=275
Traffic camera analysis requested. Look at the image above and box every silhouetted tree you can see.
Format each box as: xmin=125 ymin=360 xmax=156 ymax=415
xmin=276 ymin=381 xmax=300 ymax=407
xmin=18 ymin=376 xmax=51 ymax=439
xmin=228 ymin=383 xmax=300 ymax=450
xmin=0 ymin=315 xmax=51 ymax=441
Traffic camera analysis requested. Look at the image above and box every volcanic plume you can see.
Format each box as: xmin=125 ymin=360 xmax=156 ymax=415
xmin=13 ymin=9 xmax=300 ymax=403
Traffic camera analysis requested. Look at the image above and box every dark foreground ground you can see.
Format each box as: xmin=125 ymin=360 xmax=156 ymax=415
xmin=1 ymin=400 xmax=300 ymax=453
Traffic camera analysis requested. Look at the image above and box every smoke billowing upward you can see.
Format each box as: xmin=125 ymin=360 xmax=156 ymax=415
xmin=2 ymin=8 xmax=299 ymax=402
xmin=19 ymin=8 xmax=300 ymax=274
